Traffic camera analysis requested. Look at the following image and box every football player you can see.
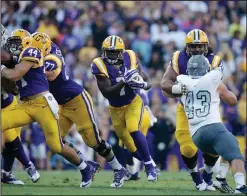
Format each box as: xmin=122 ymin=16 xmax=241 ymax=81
xmin=120 ymin=89 xmax=158 ymax=181
xmin=177 ymin=55 xmax=246 ymax=194
xmin=1 ymin=30 xmax=98 ymax=188
xmin=1 ymin=26 xmax=40 ymax=185
xmin=161 ymin=29 xmax=233 ymax=192
xmin=39 ymin=32 xmax=126 ymax=188
xmin=91 ymin=35 xmax=157 ymax=181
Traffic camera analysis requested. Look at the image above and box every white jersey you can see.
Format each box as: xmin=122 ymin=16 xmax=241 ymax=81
xmin=178 ymin=69 xmax=222 ymax=136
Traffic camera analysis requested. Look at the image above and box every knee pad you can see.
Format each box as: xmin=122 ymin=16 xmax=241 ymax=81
xmin=180 ymin=144 xmax=197 ymax=158
xmin=182 ymin=153 xmax=198 ymax=169
xmin=4 ymin=137 xmax=20 ymax=151
xmin=93 ymin=140 xmax=112 ymax=157
xmin=203 ymin=153 xmax=219 ymax=167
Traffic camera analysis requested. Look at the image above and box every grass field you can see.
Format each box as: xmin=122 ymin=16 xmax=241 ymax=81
xmin=2 ymin=171 xmax=235 ymax=195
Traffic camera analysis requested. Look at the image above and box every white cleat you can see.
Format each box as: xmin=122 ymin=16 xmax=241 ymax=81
xmin=196 ymin=181 xmax=207 ymax=191
xmin=206 ymin=184 xmax=216 ymax=191
xmin=80 ymin=179 xmax=92 ymax=188
xmin=110 ymin=168 xmax=126 ymax=188
xmin=25 ymin=162 xmax=40 ymax=183
xmin=1 ymin=170 xmax=24 ymax=185
xmin=110 ymin=179 xmax=124 ymax=188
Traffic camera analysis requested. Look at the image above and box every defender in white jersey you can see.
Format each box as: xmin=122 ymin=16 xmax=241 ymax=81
xmin=177 ymin=55 xmax=246 ymax=194
xmin=178 ymin=67 xmax=222 ymax=137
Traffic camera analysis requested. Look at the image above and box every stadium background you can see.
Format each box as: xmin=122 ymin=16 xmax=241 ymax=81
xmin=1 ymin=1 xmax=246 ymax=171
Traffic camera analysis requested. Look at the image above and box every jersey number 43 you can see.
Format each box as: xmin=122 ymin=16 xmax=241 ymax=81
xmin=185 ymin=91 xmax=211 ymax=119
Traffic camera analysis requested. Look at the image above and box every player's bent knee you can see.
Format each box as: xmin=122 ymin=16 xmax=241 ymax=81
xmin=180 ymin=144 xmax=197 ymax=158
xmin=203 ymin=153 xmax=219 ymax=166
xmin=50 ymin=144 xmax=62 ymax=154
xmin=15 ymin=127 xmax=22 ymax=138
xmin=124 ymin=140 xmax=137 ymax=152
xmin=127 ymin=128 xmax=139 ymax=134
xmin=79 ymin=128 xmax=98 ymax=148
xmin=3 ymin=129 xmax=18 ymax=143
xmin=47 ymin=140 xmax=62 ymax=154
xmin=118 ymin=135 xmax=137 ymax=152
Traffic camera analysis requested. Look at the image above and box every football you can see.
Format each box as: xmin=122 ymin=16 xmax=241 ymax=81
xmin=132 ymin=75 xmax=141 ymax=81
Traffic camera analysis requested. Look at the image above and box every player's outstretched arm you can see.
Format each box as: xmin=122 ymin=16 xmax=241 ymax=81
xmin=95 ymin=75 xmax=125 ymax=98
xmin=1 ymin=60 xmax=34 ymax=81
xmin=161 ymin=66 xmax=181 ymax=98
xmin=217 ymin=82 xmax=237 ymax=106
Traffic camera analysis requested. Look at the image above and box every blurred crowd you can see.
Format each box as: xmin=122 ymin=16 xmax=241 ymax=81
xmin=1 ymin=1 xmax=246 ymax=171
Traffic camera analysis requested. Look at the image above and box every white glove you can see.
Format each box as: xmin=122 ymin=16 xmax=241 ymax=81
xmin=124 ymin=67 xmax=139 ymax=83
xmin=128 ymin=74 xmax=147 ymax=89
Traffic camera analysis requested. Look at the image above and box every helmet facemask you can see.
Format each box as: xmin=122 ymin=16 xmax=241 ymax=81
xmin=6 ymin=36 xmax=23 ymax=56
xmin=102 ymin=48 xmax=124 ymax=65
xmin=186 ymin=43 xmax=208 ymax=56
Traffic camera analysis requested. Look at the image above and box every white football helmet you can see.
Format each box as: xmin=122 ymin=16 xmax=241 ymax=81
xmin=1 ymin=24 xmax=10 ymax=48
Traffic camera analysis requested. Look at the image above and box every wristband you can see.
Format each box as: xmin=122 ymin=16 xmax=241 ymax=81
xmin=172 ymin=84 xmax=182 ymax=94
xmin=1 ymin=65 xmax=6 ymax=71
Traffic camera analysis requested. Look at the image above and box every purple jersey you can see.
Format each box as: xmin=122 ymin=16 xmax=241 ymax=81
xmin=16 ymin=47 xmax=49 ymax=99
xmin=169 ymin=50 xmax=224 ymax=75
xmin=44 ymin=43 xmax=83 ymax=104
xmin=91 ymin=50 xmax=139 ymax=107
xmin=1 ymin=89 xmax=14 ymax=108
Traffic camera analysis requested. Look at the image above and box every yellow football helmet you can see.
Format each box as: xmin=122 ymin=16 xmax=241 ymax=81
xmin=185 ymin=29 xmax=209 ymax=56
xmin=31 ymin=32 xmax=51 ymax=56
xmin=102 ymin=35 xmax=125 ymax=64
xmin=7 ymin=29 xmax=32 ymax=56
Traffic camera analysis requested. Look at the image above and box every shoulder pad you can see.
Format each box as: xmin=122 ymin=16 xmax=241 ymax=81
xmin=91 ymin=58 xmax=109 ymax=78
xmin=124 ymin=50 xmax=138 ymax=70
xmin=45 ymin=54 xmax=62 ymax=71
xmin=211 ymin=55 xmax=222 ymax=69
xmin=170 ymin=51 xmax=181 ymax=74
xmin=19 ymin=47 xmax=42 ymax=64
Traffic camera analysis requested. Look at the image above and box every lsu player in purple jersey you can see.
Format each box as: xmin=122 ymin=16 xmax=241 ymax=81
xmin=1 ymin=30 xmax=99 ymax=188
xmin=40 ymin=33 xmax=126 ymax=188
xmin=161 ymin=29 xmax=233 ymax=192
xmin=91 ymin=35 xmax=157 ymax=181
xmin=1 ymin=27 xmax=40 ymax=185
